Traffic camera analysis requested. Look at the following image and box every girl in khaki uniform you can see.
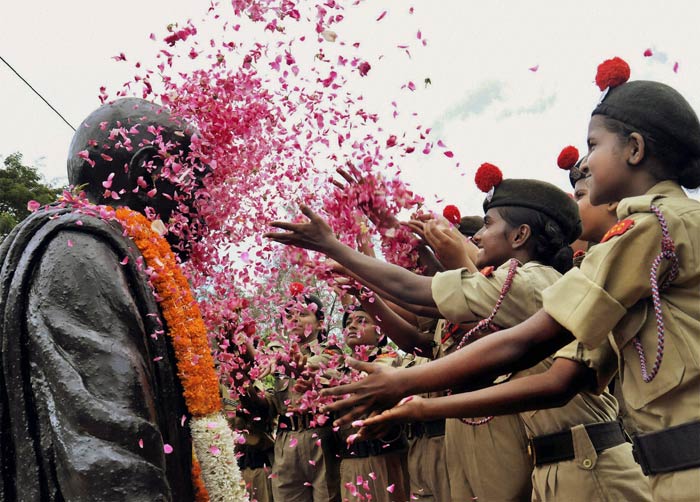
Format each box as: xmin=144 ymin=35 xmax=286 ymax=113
xmin=311 ymin=58 xmax=700 ymax=502
xmin=266 ymin=167 xmax=587 ymax=501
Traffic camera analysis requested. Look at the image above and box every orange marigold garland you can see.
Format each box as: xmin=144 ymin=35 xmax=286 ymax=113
xmin=113 ymin=207 xmax=248 ymax=502
xmin=116 ymin=208 xmax=220 ymax=416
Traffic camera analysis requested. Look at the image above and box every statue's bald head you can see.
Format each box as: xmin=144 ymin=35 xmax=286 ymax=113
xmin=68 ymin=98 xmax=205 ymax=255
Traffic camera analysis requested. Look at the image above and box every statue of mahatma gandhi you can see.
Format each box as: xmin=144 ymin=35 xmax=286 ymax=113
xmin=0 ymin=98 xmax=205 ymax=501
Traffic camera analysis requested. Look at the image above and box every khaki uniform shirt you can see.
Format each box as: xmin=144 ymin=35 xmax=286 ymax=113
xmin=432 ymin=260 xmax=561 ymax=326
xmin=543 ymin=181 xmax=700 ymax=433
xmin=267 ymin=341 xmax=343 ymax=418
xmin=432 ymin=261 xmax=559 ymax=502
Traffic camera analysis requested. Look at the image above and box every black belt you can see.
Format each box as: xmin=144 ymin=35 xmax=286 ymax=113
xmin=341 ymin=433 xmax=408 ymax=459
xmin=277 ymin=413 xmax=333 ymax=432
xmin=237 ymin=446 xmax=271 ymax=470
xmin=406 ymin=419 xmax=446 ymax=439
xmin=632 ymin=420 xmax=700 ymax=475
xmin=529 ymin=421 xmax=627 ymax=466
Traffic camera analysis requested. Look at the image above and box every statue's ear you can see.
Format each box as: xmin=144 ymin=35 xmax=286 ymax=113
xmin=127 ymin=145 xmax=159 ymax=186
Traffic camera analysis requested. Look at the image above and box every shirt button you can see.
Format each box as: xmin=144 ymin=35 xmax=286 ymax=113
xmin=582 ymin=458 xmax=593 ymax=469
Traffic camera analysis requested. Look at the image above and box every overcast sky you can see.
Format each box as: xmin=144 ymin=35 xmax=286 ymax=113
xmin=2 ymin=0 xmax=699 ymax=216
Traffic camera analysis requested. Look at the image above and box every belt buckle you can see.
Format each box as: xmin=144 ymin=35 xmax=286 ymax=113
xmin=630 ymin=437 xmax=650 ymax=476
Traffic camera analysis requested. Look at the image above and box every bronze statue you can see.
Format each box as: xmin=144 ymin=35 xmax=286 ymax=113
xmin=0 ymin=98 xmax=204 ymax=500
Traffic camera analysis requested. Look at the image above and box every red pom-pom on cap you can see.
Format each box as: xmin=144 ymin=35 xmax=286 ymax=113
xmin=289 ymin=281 xmax=305 ymax=296
xmin=557 ymin=145 xmax=579 ymax=170
xmin=442 ymin=205 xmax=461 ymax=225
xmin=595 ymin=57 xmax=631 ymax=91
xmin=474 ymin=163 xmax=503 ymax=193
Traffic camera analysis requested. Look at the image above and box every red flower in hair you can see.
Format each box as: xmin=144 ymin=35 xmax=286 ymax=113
xmin=557 ymin=146 xmax=579 ymax=170
xmin=442 ymin=205 xmax=461 ymax=225
xmin=595 ymin=57 xmax=631 ymax=91
xmin=474 ymin=163 xmax=503 ymax=193
xmin=289 ymin=281 xmax=304 ymax=296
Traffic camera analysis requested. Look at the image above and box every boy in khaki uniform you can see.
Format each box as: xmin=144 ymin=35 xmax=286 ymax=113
xmin=268 ymin=342 xmax=342 ymax=502
xmin=337 ymin=308 xmax=410 ymax=502
xmin=248 ymin=290 xmax=342 ymax=502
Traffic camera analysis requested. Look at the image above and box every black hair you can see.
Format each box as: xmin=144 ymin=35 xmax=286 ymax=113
xmin=497 ymin=206 xmax=574 ymax=275
xmin=601 ymin=116 xmax=700 ymax=189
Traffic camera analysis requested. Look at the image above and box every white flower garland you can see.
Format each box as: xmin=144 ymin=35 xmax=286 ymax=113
xmin=191 ymin=413 xmax=249 ymax=502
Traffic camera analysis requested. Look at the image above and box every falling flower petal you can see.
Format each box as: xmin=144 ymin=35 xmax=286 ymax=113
xmin=643 ymin=48 xmax=653 ymax=57
xmin=163 ymin=444 xmax=173 ymax=454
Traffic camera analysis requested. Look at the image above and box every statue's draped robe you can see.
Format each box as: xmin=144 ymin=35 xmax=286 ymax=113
xmin=0 ymin=208 xmax=194 ymax=501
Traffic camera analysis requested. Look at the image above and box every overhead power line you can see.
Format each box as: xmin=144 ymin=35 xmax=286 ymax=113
xmin=0 ymin=55 xmax=76 ymax=131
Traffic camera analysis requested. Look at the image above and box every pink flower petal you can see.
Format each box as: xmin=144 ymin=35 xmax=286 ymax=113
xmin=376 ymin=10 xmax=387 ymax=21
xmin=209 ymin=445 xmax=221 ymax=456
xmin=163 ymin=444 xmax=173 ymax=454
xmin=643 ymin=48 xmax=653 ymax=57
xmin=387 ymin=484 xmax=395 ymax=493
xmin=138 ymin=438 xmax=144 ymax=449
xmin=27 ymin=200 xmax=40 ymax=212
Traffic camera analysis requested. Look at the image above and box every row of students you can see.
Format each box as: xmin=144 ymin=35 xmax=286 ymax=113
xmin=266 ymin=57 xmax=700 ymax=501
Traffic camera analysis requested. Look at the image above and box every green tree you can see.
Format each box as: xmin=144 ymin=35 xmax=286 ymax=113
xmin=0 ymin=153 xmax=63 ymax=241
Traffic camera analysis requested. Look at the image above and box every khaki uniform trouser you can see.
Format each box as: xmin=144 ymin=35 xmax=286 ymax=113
xmin=339 ymin=451 xmax=409 ymax=502
xmin=272 ymin=428 xmax=340 ymax=502
xmin=407 ymin=434 xmax=451 ymax=501
xmin=649 ymin=467 xmax=700 ymax=502
xmin=531 ymin=425 xmax=652 ymax=502
xmin=445 ymin=415 xmax=532 ymax=502
xmin=242 ymin=466 xmax=274 ymax=502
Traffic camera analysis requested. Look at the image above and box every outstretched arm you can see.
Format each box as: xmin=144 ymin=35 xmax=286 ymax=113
xmin=267 ymin=205 xmax=435 ymax=307
xmin=355 ymin=288 xmax=434 ymax=355
xmin=357 ymin=358 xmax=593 ymax=434
xmin=322 ymin=309 xmax=572 ymax=425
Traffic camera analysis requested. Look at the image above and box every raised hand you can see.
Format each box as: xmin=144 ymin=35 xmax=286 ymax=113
xmin=333 ymin=166 xmax=399 ymax=229
xmin=320 ymin=357 xmax=405 ymax=427
xmin=266 ymin=204 xmax=338 ymax=253
xmin=422 ymin=219 xmax=477 ymax=271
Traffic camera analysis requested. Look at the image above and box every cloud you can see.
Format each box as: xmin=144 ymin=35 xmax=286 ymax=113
xmin=498 ymin=92 xmax=557 ymax=119
xmin=431 ymin=81 xmax=504 ymax=133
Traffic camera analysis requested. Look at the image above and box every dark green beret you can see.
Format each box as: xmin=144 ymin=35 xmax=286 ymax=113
xmin=593 ymin=80 xmax=700 ymax=157
xmin=458 ymin=215 xmax=484 ymax=237
xmin=483 ymin=179 xmax=582 ymax=243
